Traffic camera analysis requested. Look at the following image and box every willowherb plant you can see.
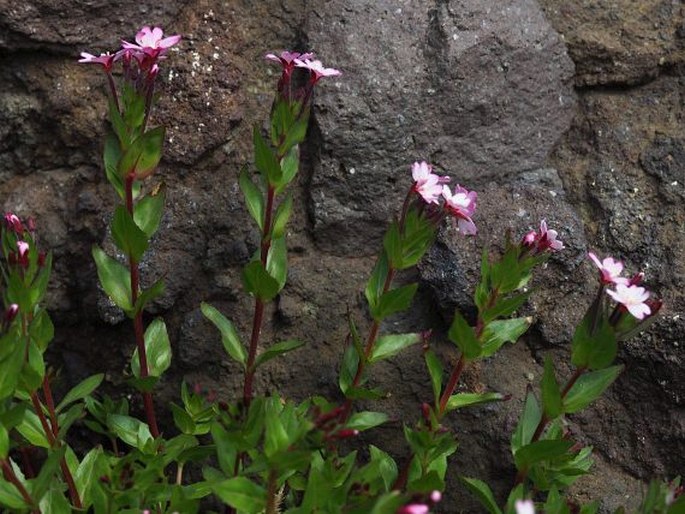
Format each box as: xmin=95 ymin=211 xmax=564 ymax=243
xmin=0 ymin=22 xmax=680 ymax=514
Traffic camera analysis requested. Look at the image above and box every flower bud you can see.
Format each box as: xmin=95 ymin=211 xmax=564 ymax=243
xmin=4 ymin=213 xmax=23 ymax=234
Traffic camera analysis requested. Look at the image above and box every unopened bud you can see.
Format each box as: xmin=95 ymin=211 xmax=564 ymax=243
xmin=628 ymin=272 xmax=644 ymax=286
xmin=332 ymin=428 xmax=359 ymax=440
xmin=398 ymin=504 xmax=430 ymax=514
xmin=4 ymin=213 xmax=23 ymax=234
xmin=429 ymin=491 xmax=442 ymax=504
xmin=26 ymin=217 xmax=36 ymax=232
xmin=5 ymin=304 xmax=19 ymax=323
xmin=421 ymin=402 xmax=431 ymax=423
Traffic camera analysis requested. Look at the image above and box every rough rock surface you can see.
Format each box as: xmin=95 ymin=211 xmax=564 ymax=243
xmin=0 ymin=0 xmax=683 ymax=513
xmin=304 ymin=0 xmax=576 ymax=254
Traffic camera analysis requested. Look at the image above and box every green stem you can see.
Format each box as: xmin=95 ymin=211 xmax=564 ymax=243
xmin=125 ymin=174 xmax=160 ymax=438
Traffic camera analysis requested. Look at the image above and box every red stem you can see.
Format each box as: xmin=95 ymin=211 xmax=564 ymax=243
xmin=438 ymin=354 xmax=467 ymax=416
xmin=1 ymin=459 xmax=37 ymax=512
xmin=30 ymin=393 xmax=82 ymax=508
xmin=125 ymin=174 xmax=160 ymax=438
xmin=42 ymin=377 xmax=59 ymax=438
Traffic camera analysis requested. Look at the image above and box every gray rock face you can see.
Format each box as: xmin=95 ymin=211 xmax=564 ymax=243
xmin=304 ymin=0 xmax=576 ymax=254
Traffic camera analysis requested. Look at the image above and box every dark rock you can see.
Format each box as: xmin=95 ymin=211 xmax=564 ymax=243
xmin=304 ymin=0 xmax=576 ymax=254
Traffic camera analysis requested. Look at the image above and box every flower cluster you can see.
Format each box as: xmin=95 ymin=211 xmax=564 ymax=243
xmin=2 ymin=212 xmax=44 ymax=271
xmin=266 ymin=50 xmax=341 ymax=103
xmin=80 ymin=26 xmax=180 ymax=72
xmin=522 ymin=219 xmax=564 ymax=254
xmin=588 ymin=252 xmax=660 ymax=321
xmin=410 ymin=161 xmax=478 ymax=235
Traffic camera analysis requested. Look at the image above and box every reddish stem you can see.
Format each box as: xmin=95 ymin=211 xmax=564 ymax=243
xmin=438 ymin=354 xmax=467 ymax=416
xmin=30 ymin=393 xmax=82 ymax=508
xmin=1 ymin=459 xmax=37 ymax=512
xmin=125 ymin=174 xmax=160 ymax=438
xmin=42 ymin=377 xmax=59 ymax=438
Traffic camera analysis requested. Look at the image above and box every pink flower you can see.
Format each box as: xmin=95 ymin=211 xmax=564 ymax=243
xmin=515 ymin=499 xmax=535 ymax=514
xmin=442 ymin=184 xmax=477 ymax=235
xmin=78 ymin=52 xmax=116 ymax=71
xmin=606 ymin=284 xmax=651 ymax=320
xmin=121 ymin=26 xmax=181 ymax=57
xmin=16 ymin=240 xmax=29 ymax=259
xmin=429 ymin=490 xmax=442 ymax=504
xmin=397 ymin=505 xmax=429 ymax=514
xmin=4 ymin=213 xmax=23 ymax=234
xmin=411 ymin=161 xmax=449 ymax=204
xmin=524 ymin=220 xmax=564 ymax=253
xmin=294 ymin=58 xmax=341 ymax=83
xmin=265 ymin=50 xmax=315 ymax=70
xmin=588 ymin=252 xmax=629 ymax=285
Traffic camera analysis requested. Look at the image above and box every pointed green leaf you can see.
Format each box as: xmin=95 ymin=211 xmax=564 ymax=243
xmin=28 ymin=309 xmax=54 ymax=353
xmin=424 ymin=350 xmax=443 ymax=406
xmin=92 ymin=246 xmax=132 ymax=311
xmin=133 ymin=187 xmax=166 ymax=237
xmin=239 ymin=167 xmax=264 ymax=230
xmin=131 ymin=318 xmax=171 ymax=378
xmin=272 ymin=194 xmax=293 ymax=238
xmin=278 ymin=114 xmax=309 ymax=156
xmin=383 ymin=221 xmax=403 ymax=269
xmin=512 ymin=390 xmax=542 ymax=454
xmin=31 ymin=446 xmax=66 ymax=503
xmin=0 ymin=424 xmax=8 ymax=459
xmin=56 ymin=374 xmax=104 ymax=413
xmin=266 ymin=236 xmax=287 ymax=291
xmin=541 ymin=357 xmax=563 ymax=419
xmin=339 ymin=344 xmax=359 ymax=395
xmin=0 ymin=478 xmax=27 ymax=509
xmin=347 ymin=411 xmax=388 ymax=432
xmin=275 ymin=145 xmax=300 ymax=193
xmin=514 ymin=439 xmax=574 ymax=470
xmin=112 ymin=205 xmax=149 ymax=262
xmin=117 ymin=126 xmax=165 ymax=180
xmin=74 ymin=447 xmax=103 ymax=509
xmin=369 ymin=333 xmax=421 ymax=363
xmin=365 ymin=253 xmax=389 ymax=312
xmin=399 ymin=208 xmax=436 ymax=268
xmin=132 ymin=277 xmax=165 ymax=316
xmin=563 ymin=365 xmax=623 ymax=414
xmin=253 ymin=126 xmax=282 ymax=184
xmin=445 ymin=392 xmax=506 ymax=412
xmin=254 ymin=339 xmax=304 ymax=369
xmin=480 ymin=317 xmax=531 ymax=357
xmin=482 ymin=292 xmax=530 ymax=324
xmin=448 ymin=310 xmax=481 ymax=359
xmin=211 ymin=477 xmax=266 ymax=513
xmin=460 ymin=477 xmax=503 ymax=514
xmin=107 ymin=414 xmax=154 ymax=452
xmin=371 ymin=283 xmax=418 ymax=321
xmin=242 ymin=260 xmax=280 ymax=301
xmin=571 ymin=309 xmax=618 ymax=370
xmin=201 ymin=303 xmax=247 ymax=367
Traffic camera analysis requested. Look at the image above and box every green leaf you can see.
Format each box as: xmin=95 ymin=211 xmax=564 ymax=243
xmin=19 ymin=341 xmax=45 ymax=393
xmin=74 ymin=447 xmax=103 ymax=509
xmin=563 ymin=365 xmax=623 ymax=414
xmin=117 ymin=126 xmax=165 ymax=180
xmin=266 ymin=236 xmax=288 ymax=291
xmin=278 ymin=115 xmax=309 ymax=156
xmin=242 ymin=260 xmax=280 ymax=301
xmin=448 ymin=310 xmax=480 ymax=359
xmin=347 ymin=411 xmax=389 ymax=431
xmin=133 ymin=187 xmax=166 ymax=237
xmin=339 ymin=344 xmax=359 ymax=395
xmin=132 ymin=278 xmax=165 ymax=316
xmin=92 ymin=246 xmax=132 ymax=311
xmin=460 ymin=477 xmax=503 ymax=514
xmin=29 ymin=309 xmax=54 ymax=353
xmin=482 ymin=292 xmax=530 ymax=324
xmin=514 ymin=439 xmax=575 ymax=470
xmin=131 ymin=318 xmax=171 ymax=378
xmin=272 ymin=194 xmax=293 ymax=238
xmin=201 ymin=302 xmax=247 ymax=367
xmin=31 ymin=446 xmax=66 ymax=503
xmin=275 ymin=145 xmax=300 ymax=193
xmin=107 ymin=414 xmax=154 ymax=452
xmin=254 ymin=126 xmax=282 ymax=184
xmin=0 ymin=424 xmax=8 ymax=459
xmin=424 ymin=350 xmax=443 ymax=406
xmin=254 ymin=339 xmax=304 ymax=369
xmin=371 ymin=283 xmax=418 ymax=321
xmin=239 ymin=167 xmax=265 ymax=230
xmin=212 ymin=477 xmax=266 ymax=513
xmin=171 ymin=403 xmax=196 ymax=435
xmin=104 ymin=132 xmax=125 ymax=199
xmin=0 ymin=478 xmax=27 ymax=509
xmin=383 ymin=221 xmax=403 ymax=269
xmin=365 ymin=253 xmax=389 ymax=312
xmin=0 ymin=339 xmax=23 ymax=400
xmin=541 ymin=357 xmax=563 ymax=419
xmin=445 ymin=392 xmax=506 ymax=412
xmin=369 ymin=445 xmax=399 ymax=492
xmin=369 ymin=333 xmax=421 ymax=363
xmin=571 ymin=309 xmax=618 ymax=370
xmin=112 ymin=205 xmax=149 ymax=262
xmin=399 ymin=208 xmax=436 ymax=268
xmin=480 ymin=317 xmax=531 ymax=358
xmin=511 ymin=390 xmax=542 ymax=454
xmin=56 ymin=374 xmax=104 ymax=413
